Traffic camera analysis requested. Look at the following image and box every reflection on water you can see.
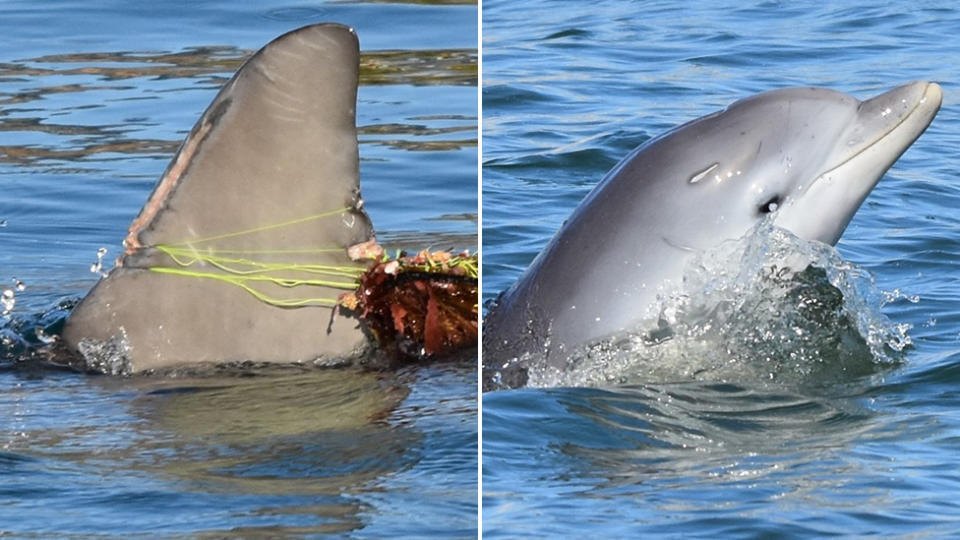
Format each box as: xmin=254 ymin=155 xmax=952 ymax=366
xmin=483 ymin=380 xmax=895 ymax=537
xmin=2 ymin=47 xmax=476 ymax=85
xmin=0 ymin=3 xmax=478 ymax=537
xmin=357 ymin=0 xmax=477 ymax=5
xmin=1 ymin=367 xmax=418 ymax=536
xmin=0 ymin=47 xmax=476 ymax=166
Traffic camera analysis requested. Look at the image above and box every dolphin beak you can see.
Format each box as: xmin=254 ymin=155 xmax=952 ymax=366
xmin=857 ymin=81 xmax=943 ymax=137
xmin=796 ymin=81 xmax=940 ymax=181
xmin=922 ymin=81 xmax=943 ymax=108
xmin=775 ymin=81 xmax=941 ymax=246
xmin=828 ymin=80 xmax=942 ymax=181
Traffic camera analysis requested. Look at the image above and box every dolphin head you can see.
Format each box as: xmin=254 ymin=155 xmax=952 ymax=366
xmin=681 ymin=81 xmax=942 ymax=247
xmin=591 ymin=82 xmax=941 ymax=258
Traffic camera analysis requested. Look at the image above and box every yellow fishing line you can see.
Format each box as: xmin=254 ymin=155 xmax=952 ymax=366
xmin=155 ymin=245 xmax=365 ymax=278
xmin=141 ymin=207 xmax=366 ymax=307
xmin=138 ymin=206 xmax=478 ymax=309
xmin=166 ymin=206 xmax=353 ymax=247
xmin=149 ymin=267 xmax=343 ymax=307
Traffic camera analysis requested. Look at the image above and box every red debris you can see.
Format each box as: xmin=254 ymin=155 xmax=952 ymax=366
xmin=341 ymin=248 xmax=478 ymax=362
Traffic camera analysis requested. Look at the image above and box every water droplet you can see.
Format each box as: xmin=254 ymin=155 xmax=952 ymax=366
xmin=90 ymin=247 xmax=109 ymax=277
xmin=1 ymin=289 xmax=14 ymax=316
xmin=35 ymin=327 xmax=57 ymax=344
xmin=0 ymin=220 xmax=6 ymax=227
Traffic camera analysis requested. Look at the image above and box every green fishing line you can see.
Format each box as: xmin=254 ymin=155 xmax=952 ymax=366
xmin=141 ymin=206 xmax=366 ymax=308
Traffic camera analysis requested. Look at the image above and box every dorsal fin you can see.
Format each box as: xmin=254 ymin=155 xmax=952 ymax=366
xmin=63 ymin=24 xmax=376 ymax=372
xmin=126 ymin=23 xmax=371 ymax=256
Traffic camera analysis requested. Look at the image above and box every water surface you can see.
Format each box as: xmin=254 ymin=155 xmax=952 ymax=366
xmin=483 ymin=1 xmax=960 ymax=537
xmin=0 ymin=1 xmax=477 ymax=537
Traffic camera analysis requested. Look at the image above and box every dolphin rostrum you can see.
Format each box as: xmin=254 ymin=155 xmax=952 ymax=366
xmin=484 ymin=82 xmax=942 ymax=386
xmin=63 ymin=24 xmax=376 ymax=373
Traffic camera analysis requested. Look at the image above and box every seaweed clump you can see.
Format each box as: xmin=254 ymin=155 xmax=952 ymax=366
xmin=340 ymin=243 xmax=477 ymax=362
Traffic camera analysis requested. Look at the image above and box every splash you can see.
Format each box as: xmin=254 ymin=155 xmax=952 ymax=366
xmin=1 ymin=288 xmax=14 ymax=317
xmin=527 ymin=221 xmax=912 ymax=389
xmin=0 ymin=298 xmax=74 ymax=364
xmin=75 ymin=330 xmax=134 ymax=376
xmin=89 ymin=247 xmax=108 ymax=277
xmin=0 ymin=295 xmax=136 ymax=374
xmin=1 ymin=278 xmax=27 ymax=318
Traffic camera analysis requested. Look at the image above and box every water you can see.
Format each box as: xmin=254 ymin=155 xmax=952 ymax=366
xmin=483 ymin=1 xmax=960 ymax=537
xmin=0 ymin=1 xmax=477 ymax=537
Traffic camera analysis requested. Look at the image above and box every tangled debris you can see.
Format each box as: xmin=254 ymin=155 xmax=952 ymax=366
xmin=341 ymin=244 xmax=478 ymax=362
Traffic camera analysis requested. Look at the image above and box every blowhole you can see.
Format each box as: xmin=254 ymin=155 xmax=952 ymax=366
xmin=759 ymin=195 xmax=781 ymax=215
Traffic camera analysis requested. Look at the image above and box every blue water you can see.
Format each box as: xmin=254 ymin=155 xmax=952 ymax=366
xmin=0 ymin=1 xmax=477 ymax=538
xmin=483 ymin=1 xmax=960 ymax=537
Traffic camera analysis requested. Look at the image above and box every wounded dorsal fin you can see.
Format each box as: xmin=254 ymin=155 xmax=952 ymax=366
xmin=125 ymin=23 xmax=372 ymax=256
xmin=63 ymin=24 xmax=377 ymax=372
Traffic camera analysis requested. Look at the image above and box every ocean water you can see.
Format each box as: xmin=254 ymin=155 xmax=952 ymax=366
xmin=0 ymin=1 xmax=477 ymax=538
xmin=482 ymin=1 xmax=960 ymax=537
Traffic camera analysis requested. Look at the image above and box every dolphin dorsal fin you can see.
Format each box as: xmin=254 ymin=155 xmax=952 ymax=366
xmin=63 ymin=24 xmax=377 ymax=372
xmin=125 ymin=23 xmax=372 ymax=257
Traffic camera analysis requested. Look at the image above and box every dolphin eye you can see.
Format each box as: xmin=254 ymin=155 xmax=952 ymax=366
xmin=759 ymin=195 xmax=781 ymax=214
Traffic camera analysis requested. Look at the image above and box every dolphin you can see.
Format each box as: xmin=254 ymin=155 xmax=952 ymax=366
xmin=62 ymin=24 xmax=376 ymax=373
xmin=484 ymin=81 xmax=942 ymax=387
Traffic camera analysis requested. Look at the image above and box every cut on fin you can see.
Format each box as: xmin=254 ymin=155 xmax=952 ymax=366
xmin=63 ymin=23 xmax=376 ymax=372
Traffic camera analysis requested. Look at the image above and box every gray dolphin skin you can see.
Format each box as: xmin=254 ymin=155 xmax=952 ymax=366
xmin=62 ymin=24 xmax=375 ymax=373
xmin=484 ymin=81 xmax=942 ymax=386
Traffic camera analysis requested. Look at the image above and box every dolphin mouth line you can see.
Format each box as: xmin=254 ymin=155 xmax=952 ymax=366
xmin=818 ymin=82 xmax=938 ymax=179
